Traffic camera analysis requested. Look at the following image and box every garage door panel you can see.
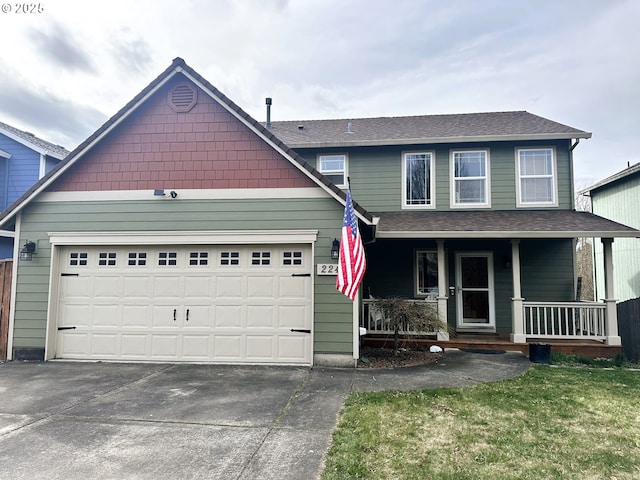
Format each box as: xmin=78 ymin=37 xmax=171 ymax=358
xmin=56 ymin=244 xmax=313 ymax=364
xmin=278 ymin=277 xmax=309 ymax=299
xmin=123 ymin=276 xmax=153 ymax=298
xmin=121 ymin=334 xmax=148 ymax=357
xmin=122 ymin=305 xmax=151 ymax=327
xmin=181 ymin=335 xmax=211 ymax=359
xmin=247 ymin=276 xmax=275 ymax=297
xmin=278 ymin=336 xmax=309 ymax=362
xmin=58 ymin=332 xmax=90 ymax=356
xmin=93 ymin=276 xmax=121 ymax=298
xmin=246 ymin=306 xmax=275 ymax=328
xmin=214 ymin=305 xmax=243 ymax=328
xmin=278 ymin=305 xmax=309 ymax=328
xmin=91 ymin=334 xmax=118 ymax=356
xmin=216 ymin=276 xmax=244 ymax=298
xmin=92 ymin=304 xmax=120 ymax=327
xmin=245 ymin=335 xmax=275 ymax=359
xmin=214 ymin=335 xmax=243 ymax=360
xmin=151 ymin=335 xmax=179 ymax=358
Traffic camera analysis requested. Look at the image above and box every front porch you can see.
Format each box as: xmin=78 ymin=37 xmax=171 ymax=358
xmin=361 ymin=298 xmax=622 ymax=359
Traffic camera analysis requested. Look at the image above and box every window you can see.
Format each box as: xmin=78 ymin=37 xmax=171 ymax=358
xmin=128 ymin=252 xmax=147 ymax=266
xmin=416 ymin=250 xmax=438 ymax=297
xmin=452 ymin=150 xmax=489 ymax=207
xmin=158 ymin=252 xmax=177 ymax=266
xmin=517 ymin=148 xmax=557 ymax=206
xmin=220 ymin=251 xmax=240 ymax=266
xmin=251 ymin=251 xmax=271 ymax=266
xmin=283 ymin=251 xmax=303 ymax=266
xmin=98 ymin=252 xmax=117 ymax=266
xmin=318 ymin=154 xmax=347 ymax=187
xmin=189 ymin=252 xmax=208 ymax=266
xmin=69 ymin=252 xmax=88 ymax=266
xmin=403 ymin=152 xmax=434 ymax=208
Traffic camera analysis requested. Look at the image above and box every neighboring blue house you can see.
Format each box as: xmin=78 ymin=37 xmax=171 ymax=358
xmin=0 ymin=121 xmax=69 ymax=258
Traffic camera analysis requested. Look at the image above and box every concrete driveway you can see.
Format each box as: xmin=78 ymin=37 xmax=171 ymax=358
xmin=0 ymin=351 xmax=530 ymax=479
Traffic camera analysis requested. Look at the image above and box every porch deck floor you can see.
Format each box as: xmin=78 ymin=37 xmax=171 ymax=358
xmin=364 ymin=333 xmax=621 ymax=359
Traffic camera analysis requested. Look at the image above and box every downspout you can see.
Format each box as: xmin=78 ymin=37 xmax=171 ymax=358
xmin=2 ymin=153 xmax=9 ymax=208
xmin=569 ymin=138 xmax=580 ymax=299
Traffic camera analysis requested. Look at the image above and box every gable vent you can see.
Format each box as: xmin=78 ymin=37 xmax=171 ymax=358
xmin=168 ymin=83 xmax=197 ymax=112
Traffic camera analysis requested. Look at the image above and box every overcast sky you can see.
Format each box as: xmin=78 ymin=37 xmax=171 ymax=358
xmin=1 ymin=0 xmax=638 ymax=187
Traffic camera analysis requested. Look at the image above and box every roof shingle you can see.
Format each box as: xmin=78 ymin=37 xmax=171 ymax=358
xmin=270 ymin=111 xmax=591 ymax=148
xmin=0 ymin=120 xmax=69 ymax=159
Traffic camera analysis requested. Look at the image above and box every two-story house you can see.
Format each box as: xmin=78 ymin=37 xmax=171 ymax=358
xmin=1 ymin=58 xmax=637 ymax=365
xmin=0 ymin=121 xmax=68 ymax=258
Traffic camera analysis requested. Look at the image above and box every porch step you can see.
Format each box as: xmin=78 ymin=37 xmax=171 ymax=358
xmin=363 ymin=336 xmax=622 ymax=359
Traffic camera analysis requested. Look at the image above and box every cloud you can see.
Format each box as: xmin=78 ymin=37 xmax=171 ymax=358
xmin=0 ymin=71 xmax=106 ymax=149
xmin=110 ymin=30 xmax=154 ymax=75
xmin=28 ymin=21 xmax=96 ymax=74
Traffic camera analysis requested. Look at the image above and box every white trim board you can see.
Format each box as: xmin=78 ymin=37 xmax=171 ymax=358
xmin=38 ymin=187 xmax=331 ymax=202
xmin=48 ymin=230 xmax=319 ymax=246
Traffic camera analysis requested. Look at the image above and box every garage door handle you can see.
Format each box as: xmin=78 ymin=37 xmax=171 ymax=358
xmin=173 ymin=309 xmax=177 ymax=321
xmin=58 ymin=326 xmax=76 ymax=331
xmin=61 ymin=273 xmax=79 ymax=277
xmin=290 ymin=329 xmax=311 ymax=334
xmin=186 ymin=309 xmax=189 ymax=322
xmin=291 ymin=273 xmax=311 ymax=277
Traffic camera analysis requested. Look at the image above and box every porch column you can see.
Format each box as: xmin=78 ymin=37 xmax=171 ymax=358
xmin=436 ymin=239 xmax=449 ymax=341
xmin=602 ymin=238 xmax=621 ymax=345
xmin=510 ymin=239 xmax=526 ymax=343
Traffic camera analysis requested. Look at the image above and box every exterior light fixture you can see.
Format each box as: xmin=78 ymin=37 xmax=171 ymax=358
xmin=170 ymin=191 xmax=178 ymax=198
xmin=331 ymin=238 xmax=340 ymax=260
xmin=504 ymin=255 xmax=512 ymax=269
xmin=19 ymin=240 xmax=37 ymax=261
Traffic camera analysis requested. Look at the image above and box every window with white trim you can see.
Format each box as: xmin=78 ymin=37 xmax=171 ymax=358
xmin=403 ymin=152 xmax=434 ymax=208
xmin=69 ymin=252 xmax=88 ymax=266
xmin=416 ymin=250 xmax=438 ymax=297
xmin=517 ymin=148 xmax=557 ymax=206
xmin=318 ymin=154 xmax=347 ymax=187
xmin=452 ymin=150 xmax=489 ymax=207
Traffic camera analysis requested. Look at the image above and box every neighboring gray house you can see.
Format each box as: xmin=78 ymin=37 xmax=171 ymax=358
xmin=581 ymin=163 xmax=640 ymax=302
xmin=1 ymin=58 xmax=638 ymax=365
xmin=0 ymin=121 xmax=68 ymax=258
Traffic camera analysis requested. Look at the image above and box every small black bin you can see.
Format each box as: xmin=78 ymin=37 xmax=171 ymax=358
xmin=529 ymin=343 xmax=551 ymax=364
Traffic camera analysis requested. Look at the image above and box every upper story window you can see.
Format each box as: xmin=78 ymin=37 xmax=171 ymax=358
xmin=403 ymin=152 xmax=434 ymax=208
xmin=451 ymin=150 xmax=490 ymax=208
xmin=516 ymin=148 xmax=557 ymax=207
xmin=318 ymin=154 xmax=347 ymax=187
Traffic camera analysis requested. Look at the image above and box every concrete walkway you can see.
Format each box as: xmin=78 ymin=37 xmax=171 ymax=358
xmin=0 ymin=350 xmax=530 ymax=480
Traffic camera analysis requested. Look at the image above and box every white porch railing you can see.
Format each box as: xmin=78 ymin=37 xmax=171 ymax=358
xmin=361 ymin=298 xmax=438 ymax=335
xmin=522 ymin=301 xmax=607 ymax=340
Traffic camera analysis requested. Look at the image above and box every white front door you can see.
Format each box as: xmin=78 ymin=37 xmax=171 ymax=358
xmin=55 ymin=244 xmax=313 ymax=364
xmin=455 ymin=252 xmax=495 ymax=331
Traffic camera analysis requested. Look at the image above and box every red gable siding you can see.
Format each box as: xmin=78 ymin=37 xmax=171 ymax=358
xmin=50 ymin=78 xmax=316 ymax=192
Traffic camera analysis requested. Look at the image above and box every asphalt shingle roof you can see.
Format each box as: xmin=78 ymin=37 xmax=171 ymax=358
xmin=375 ymin=210 xmax=640 ymax=238
xmin=270 ymin=111 xmax=591 ymax=148
xmin=0 ymin=120 xmax=69 ymax=159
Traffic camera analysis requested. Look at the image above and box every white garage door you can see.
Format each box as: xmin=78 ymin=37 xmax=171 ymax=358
xmin=55 ymin=244 xmax=313 ymax=364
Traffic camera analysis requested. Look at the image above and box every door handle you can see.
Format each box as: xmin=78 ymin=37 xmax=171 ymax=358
xmin=186 ymin=309 xmax=190 ymax=322
xmin=173 ymin=309 xmax=177 ymax=321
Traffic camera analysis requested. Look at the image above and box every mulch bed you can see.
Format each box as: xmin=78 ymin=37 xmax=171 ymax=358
xmin=358 ymin=346 xmax=443 ymax=369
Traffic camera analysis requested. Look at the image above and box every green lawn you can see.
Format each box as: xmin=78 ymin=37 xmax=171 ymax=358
xmin=321 ymin=364 xmax=640 ymax=480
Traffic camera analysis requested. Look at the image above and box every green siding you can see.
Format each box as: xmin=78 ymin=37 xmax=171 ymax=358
xmin=520 ymin=239 xmax=575 ymax=301
xmin=13 ymin=197 xmax=354 ymax=355
xmin=296 ymin=139 xmax=573 ymax=212
xmin=591 ymin=174 xmax=640 ymax=302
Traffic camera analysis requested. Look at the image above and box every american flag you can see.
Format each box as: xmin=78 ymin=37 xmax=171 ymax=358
xmin=336 ymin=187 xmax=366 ymax=300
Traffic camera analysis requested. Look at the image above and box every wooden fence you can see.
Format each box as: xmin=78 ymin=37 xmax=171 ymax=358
xmin=0 ymin=260 xmax=12 ymax=361
xmin=618 ymin=297 xmax=640 ymax=363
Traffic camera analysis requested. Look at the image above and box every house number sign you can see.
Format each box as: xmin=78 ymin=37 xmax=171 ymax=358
xmin=316 ymin=264 xmax=339 ymax=275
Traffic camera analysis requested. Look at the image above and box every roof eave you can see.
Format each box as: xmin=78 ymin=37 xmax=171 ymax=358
xmin=284 ymin=132 xmax=592 ymax=149
xmin=376 ymin=230 xmax=640 ymax=239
